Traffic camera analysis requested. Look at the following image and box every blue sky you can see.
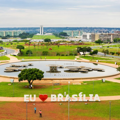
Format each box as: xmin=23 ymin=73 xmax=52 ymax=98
xmin=0 ymin=0 xmax=120 ymax=27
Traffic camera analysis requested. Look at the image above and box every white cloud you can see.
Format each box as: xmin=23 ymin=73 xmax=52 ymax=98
xmin=67 ymin=5 xmax=112 ymax=9
xmin=0 ymin=0 xmax=120 ymax=27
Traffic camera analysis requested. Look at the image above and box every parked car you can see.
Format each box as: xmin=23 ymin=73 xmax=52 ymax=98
xmin=0 ymin=47 xmax=3 ymax=50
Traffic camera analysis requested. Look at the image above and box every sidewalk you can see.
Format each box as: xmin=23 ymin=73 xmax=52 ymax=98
xmin=6 ymin=54 xmax=20 ymax=63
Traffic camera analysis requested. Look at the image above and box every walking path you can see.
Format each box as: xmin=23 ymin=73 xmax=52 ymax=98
xmin=6 ymin=54 xmax=20 ymax=63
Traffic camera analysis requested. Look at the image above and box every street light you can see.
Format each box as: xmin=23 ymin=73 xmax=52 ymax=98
xmin=26 ymin=101 xmax=28 ymax=120
xmin=109 ymin=101 xmax=111 ymax=120
xmin=10 ymin=79 xmax=14 ymax=97
xmin=68 ymin=81 xmax=70 ymax=120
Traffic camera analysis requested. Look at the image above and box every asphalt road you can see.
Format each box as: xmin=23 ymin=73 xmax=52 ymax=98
xmin=97 ymin=52 xmax=120 ymax=59
xmin=0 ymin=48 xmax=15 ymax=56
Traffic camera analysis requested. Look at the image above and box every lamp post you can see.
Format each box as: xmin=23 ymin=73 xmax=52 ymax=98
xmin=26 ymin=102 xmax=28 ymax=120
xmin=10 ymin=79 xmax=14 ymax=97
xmin=93 ymin=81 xmax=94 ymax=96
xmin=109 ymin=101 xmax=111 ymax=120
xmin=68 ymin=81 xmax=70 ymax=120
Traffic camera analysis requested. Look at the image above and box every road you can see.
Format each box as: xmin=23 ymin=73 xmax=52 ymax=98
xmin=91 ymin=45 xmax=120 ymax=59
xmin=97 ymin=52 xmax=120 ymax=59
xmin=0 ymin=48 xmax=15 ymax=56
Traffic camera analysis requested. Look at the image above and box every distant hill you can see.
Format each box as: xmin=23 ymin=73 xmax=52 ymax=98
xmin=32 ymin=35 xmax=62 ymax=39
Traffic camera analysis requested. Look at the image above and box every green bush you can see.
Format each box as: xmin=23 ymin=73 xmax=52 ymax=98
xmin=69 ymin=53 xmax=73 ymax=56
xmin=56 ymin=53 xmax=60 ymax=56
xmin=74 ymin=53 xmax=77 ymax=56
xmin=61 ymin=54 xmax=64 ymax=56
xmin=42 ymin=51 xmax=49 ymax=56
xmin=26 ymin=50 xmax=33 ymax=55
xmin=116 ymin=52 xmax=120 ymax=56
xmin=110 ymin=52 xmax=115 ymax=55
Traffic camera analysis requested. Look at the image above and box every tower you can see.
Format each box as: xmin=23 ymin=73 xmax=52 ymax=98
xmin=40 ymin=25 xmax=43 ymax=35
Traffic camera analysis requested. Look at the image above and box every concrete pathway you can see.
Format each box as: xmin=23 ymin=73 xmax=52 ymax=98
xmin=6 ymin=54 xmax=20 ymax=63
xmin=105 ymin=74 xmax=120 ymax=83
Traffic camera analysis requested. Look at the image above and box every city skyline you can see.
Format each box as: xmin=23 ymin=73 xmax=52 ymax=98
xmin=0 ymin=0 xmax=120 ymax=27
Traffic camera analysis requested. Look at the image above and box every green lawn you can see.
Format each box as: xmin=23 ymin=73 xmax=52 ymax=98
xmin=21 ymin=45 xmax=79 ymax=56
xmin=115 ymin=78 xmax=120 ymax=80
xmin=0 ymin=50 xmax=4 ymax=53
xmin=1 ymin=80 xmax=120 ymax=97
xmin=15 ymin=56 xmax=75 ymax=60
xmin=80 ymin=55 xmax=112 ymax=60
xmin=0 ymin=56 xmax=10 ymax=60
xmin=32 ymin=35 xmax=62 ymax=39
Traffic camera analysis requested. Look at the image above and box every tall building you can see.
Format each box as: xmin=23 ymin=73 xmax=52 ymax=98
xmin=0 ymin=30 xmax=24 ymax=37
xmin=91 ymin=33 xmax=120 ymax=42
xmin=40 ymin=25 xmax=43 ymax=35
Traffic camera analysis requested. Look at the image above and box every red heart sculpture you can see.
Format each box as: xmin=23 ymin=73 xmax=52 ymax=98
xmin=39 ymin=94 xmax=48 ymax=102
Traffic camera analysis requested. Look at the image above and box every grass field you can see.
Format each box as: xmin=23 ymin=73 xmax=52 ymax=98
xmin=80 ymin=55 xmax=112 ymax=60
xmin=32 ymin=35 xmax=62 ymax=39
xmin=0 ymin=56 xmax=10 ymax=60
xmin=0 ymin=81 xmax=120 ymax=97
xmin=20 ymin=45 xmax=78 ymax=56
xmin=115 ymin=78 xmax=120 ymax=80
xmin=0 ymin=101 xmax=120 ymax=120
xmin=0 ymin=50 xmax=4 ymax=53
xmin=15 ymin=56 xmax=75 ymax=60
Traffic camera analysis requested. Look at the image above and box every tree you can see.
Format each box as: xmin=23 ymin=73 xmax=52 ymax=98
xmin=42 ymin=51 xmax=49 ymax=56
xmin=44 ymin=38 xmax=51 ymax=42
xmin=113 ymin=38 xmax=120 ymax=43
xmin=77 ymin=47 xmax=92 ymax=56
xmin=0 ymin=40 xmax=3 ymax=44
xmin=90 ymin=50 xmax=98 ymax=59
xmin=26 ymin=50 xmax=32 ymax=55
xmin=117 ymin=67 xmax=120 ymax=71
xmin=16 ymin=45 xmax=24 ymax=54
xmin=95 ymin=39 xmax=103 ymax=45
xmin=102 ymin=49 xmax=109 ymax=56
xmin=59 ymin=32 xmax=68 ymax=36
xmin=19 ymin=33 xmax=34 ymax=39
xmin=18 ymin=68 xmax=44 ymax=88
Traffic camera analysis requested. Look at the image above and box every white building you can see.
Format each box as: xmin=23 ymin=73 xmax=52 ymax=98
xmin=40 ymin=25 xmax=43 ymax=35
xmin=82 ymin=33 xmax=91 ymax=40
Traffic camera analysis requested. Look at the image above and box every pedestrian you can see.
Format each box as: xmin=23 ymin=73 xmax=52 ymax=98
xmin=39 ymin=110 xmax=42 ymax=117
xmin=34 ymin=107 xmax=36 ymax=114
xmin=31 ymin=84 xmax=32 ymax=89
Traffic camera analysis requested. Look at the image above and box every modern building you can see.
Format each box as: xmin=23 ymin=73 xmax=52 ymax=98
xmin=114 ymin=31 xmax=120 ymax=34
xmin=91 ymin=33 xmax=120 ymax=42
xmin=40 ymin=25 xmax=44 ymax=35
xmin=63 ymin=30 xmax=83 ymax=37
xmin=82 ymin=33 xmax=91 ymax=40
xmin=0 ymin=30 xmax=24 ymax=37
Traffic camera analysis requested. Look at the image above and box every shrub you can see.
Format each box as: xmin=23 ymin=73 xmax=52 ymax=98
xmin=61 ymin=54 xmax=64 ymax=56
xmin=74 ymin=53 xmax=77 ymax=56
xmin=42 ymin=51 xmax=49 ymax=56
xmin=56 ymin=53 xmax=60 ymax=56
xmin=13 ymin=40 xmax=18 ymax=42
xmin=26 ymin=50 xmax=33 ymax=55
xmin=116 ymin=52 xmax=120 ymax=56
xmin=69 ymin=53 xmax=73 ymax=56
xmin=110 ymin=52 xmax=115 ymax=55
xmin=49 ymin=48 xmax=52 ymax=50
